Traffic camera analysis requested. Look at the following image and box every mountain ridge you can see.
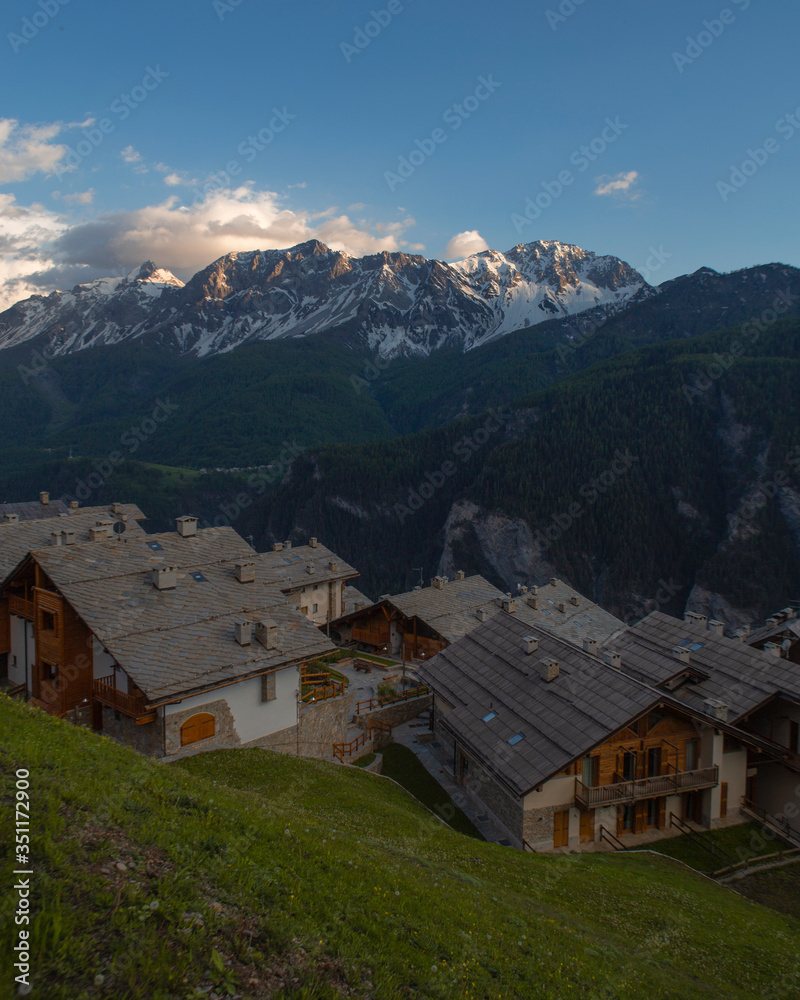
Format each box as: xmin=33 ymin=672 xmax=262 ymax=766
xmin=0 ymin=239 xmax=647 ymax=360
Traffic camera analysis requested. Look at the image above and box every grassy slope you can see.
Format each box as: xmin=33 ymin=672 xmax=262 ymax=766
xmin=2 ymin=696 xmax=800 ymax=1000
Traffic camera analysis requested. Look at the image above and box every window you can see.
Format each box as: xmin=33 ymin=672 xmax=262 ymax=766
xmin=647 ymin=747 xmax=662 ymax=777
xmin=40 ymin=610 xmax=57 ymax=634
xmin=312 ymin=603 xmax=318 ymax=614
xmin=621 ymin=750 xmax=637 ymax=781
xmin=180 ymin=713 xmax=215 ymax=746
xmin=508 ymin=732 xmax=525 ymax=746
xmin=581 ymin=756 xmax=597 ymax=786
xmin=482 ymin=711 xmax=497 ymax=723
xmin=300 ymin=606 xmax=309 ymax=616
xmin=40 ymin=661 xmax=57 ymax=680
xmin=790 ymin=721 xmax=799 ymax=754
xmin=261 ymin=671 xmax=276 ymax=702
xmin=685 ymin=740 xmax=698 ymax=771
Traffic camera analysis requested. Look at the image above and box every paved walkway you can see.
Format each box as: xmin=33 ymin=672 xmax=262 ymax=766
xmin=391 ymin=715 xmax=516 ymax=847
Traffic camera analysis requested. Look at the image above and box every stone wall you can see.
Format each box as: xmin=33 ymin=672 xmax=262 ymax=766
xmin=298 ymin=691 xmax=353 ymax=758
xmin=100 ymin=704 xmax=164 ymax=758
xmin=354 ymin=694 xmax=433 ymax=731
xmin=244 ymin=725 xmax=300 ymax=754
xmin=164 ymin=698 xmax=241 ymax=760
xmin=465 ymin=754 xmax=524 ymax=843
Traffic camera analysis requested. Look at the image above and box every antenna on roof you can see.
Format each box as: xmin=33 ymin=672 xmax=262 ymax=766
xmin=412 ymin=566 xmax=423 ymax=587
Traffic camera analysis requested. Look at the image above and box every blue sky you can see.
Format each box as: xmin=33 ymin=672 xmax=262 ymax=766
xmin=1 ymin=0 xmax=798 ymax=306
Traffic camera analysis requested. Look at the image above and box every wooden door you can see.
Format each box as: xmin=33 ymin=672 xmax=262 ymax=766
xmin=633 ymin=801 xmax=647 ymax=834
xmin=579 ymin=809 xmax=594 ymax=844
xmin=720 ymin=782 xmax=728 ymax=819
xmin=553 ymin=809 xmax=569 ymax=848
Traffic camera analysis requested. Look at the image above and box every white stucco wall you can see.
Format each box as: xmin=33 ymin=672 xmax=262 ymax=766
xmin=92 ymin=640 xmax=119 ymax=682
xmin=523 ymin=775 xmax=575 ymax=810
xmin=164 ymin=666 xmax=299 ymax=744
xmin=9 ymin=615 xmax=35 ymax=689
xmin=289 ymin=581 xmax=341 ymax=626
xmin=719 ymin=749 xmax=747 ymax=818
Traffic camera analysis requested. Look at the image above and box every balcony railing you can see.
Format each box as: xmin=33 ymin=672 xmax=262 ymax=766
xmin=351 ymin=625 xmax=390 ymax=646
xmin=8 ymin=595 xmax=34 ymax=619
xmin=93 ymin=676 xmax=152 ymax=720
xmin=575 ymin=765 xmax=719 ymax=809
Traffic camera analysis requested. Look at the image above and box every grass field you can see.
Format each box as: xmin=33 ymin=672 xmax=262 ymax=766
xmin=732 ymin=862 xmax=800 ymax=920
xmin=648 ymin=822 xmax=788 ymax=875
xmin=3 ymin=696 xmax=800 ymax=999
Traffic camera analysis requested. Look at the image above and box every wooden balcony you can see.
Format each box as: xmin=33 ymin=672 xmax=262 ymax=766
xmin=575 ymin=766 xmax=719 ymax=810
xmin=8 ymin=595 xmax=34 ymax=619
xmin=93 ymin=676 xmax=154 ymax=722
xmin=351 ymin=625 xmax=390 ymax=647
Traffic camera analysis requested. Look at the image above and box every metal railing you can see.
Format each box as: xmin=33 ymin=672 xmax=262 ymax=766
xmin=599 ymin=825 xmax=626 ymax=851
xmin=742 ymin=799 xmax=800 ymax=848
xmin=575 ymin=765 xmax=719 ymax=809
xmin=668 ymin=812 xmax=736 ymax=866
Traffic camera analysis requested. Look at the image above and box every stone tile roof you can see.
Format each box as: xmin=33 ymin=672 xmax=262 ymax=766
xmin=28 ymin=527 xmax=333 ymax=703
xmin=417 ymin=612 xmax=658 ymax=797
xmin=513 ymin=578 xmax=626 ymax=645
xmin=612 ymin=611 xmax=800 ymax=720
xmin=0 ymin=504 xmax=147 ymax=582
xmin=0 ymin=498 xmax=70 ymax=520
xmin=342 ymin=585 xmax=372 ymax=615
xmin=254 ymin=542 xmax=358 ymax=592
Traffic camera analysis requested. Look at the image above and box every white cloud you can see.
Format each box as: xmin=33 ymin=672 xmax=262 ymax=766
xmin=594 ymin=170 xmax=641 ymax=199
xmin=0 ymin=185 xmax=420 ymax=309
xmin=120 ymin=145 xmax=142 ymax=164
xmin=0 ymin=119 xmax=70 ymax=184
xmin=444 ymin=230 xmax=490 ymax=260
xmin=62 ymin=189 xmax=95 ymax=205
xmin=164 ymin=173 xmax=184 ymax=186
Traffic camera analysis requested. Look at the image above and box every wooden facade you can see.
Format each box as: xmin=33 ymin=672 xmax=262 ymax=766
xmin=341 ymin=602 xmax=448 ymax=661
xmin=561 ymin=706 xmax=715 ymax=837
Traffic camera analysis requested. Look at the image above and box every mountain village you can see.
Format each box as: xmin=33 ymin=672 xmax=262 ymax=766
xmin=3 ymin=491 xmax=799 ymax=857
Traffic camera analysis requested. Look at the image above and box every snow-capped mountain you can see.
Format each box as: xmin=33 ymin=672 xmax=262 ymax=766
xmin=0 ymin=240 xmax=648 ymax=359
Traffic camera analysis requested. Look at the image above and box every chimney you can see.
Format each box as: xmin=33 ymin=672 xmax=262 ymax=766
xmin=284 ymin=540 xmax=292 ymax=550
xmin=673 ymin=645 xmax=691 ymax=664
xmin=306 ymin=565 xmax=314 ymax=574
xmin=89 ymin=525 xmax=109 ymax=541
xmin=234 ymin=619 xmax=252 ymax=645
xmin=432 ymin=576 xmax=445 ymax=590
xmin=455 ymin=570 xmax=465 ymax=581
xmin=707 ymin=620 xmax=724 ymax=637
xmin=527 ymin=595 xmax=539 ymax=610
xmin=235 ymin=560 xmax=255 ymax=584
xmin=557 ymin=601 xmax=567 ymax=613
xmin=763 ymin=641 xmax=782 ymax=658
xmin=273 ymin=542 xmax=284 ymax=552
xmin=69 ymin=501 xmax=79 ymax=511
xmin=111 ymin=502 xmax=123 ymax=515
xmin=152 ymin=566 xmax=178 ymax=590
xmin=519 ymin=585 xmax=528 ymax=595
xmin=476 ymin=608 xmax=489 ymax=622
xmin=51 ymin=530 xmax=63 ymax=546
xmin=354 ymin=602 xmax=365 ymax=611
xmin=540 ymin=657 xmax=559 ymax=682
xmin=328 ymin=560 xmax=338 ymax=573
xmin=570 ymin=595 xmax=579 ymax=606
xmin=255 ymin=619 xmax=279 ymax=650
xmin=39 ymin=491 xmax=49 ymax=505
xmin=603 ymin=651 xmax=622 ymax=669
xmin=502 ymin=598 xmax=517 ymax=613
xmin=684 ymin=611 xmax=708 ymax=628
xmin=530 ymin=585 xmax=538 ymax=596
xmin=309 ymin=537 xmax=318 ymax=548
xmin=703 ymin=697 xmax=729 ymax=722
xmin=583 ymin=637 xmax=599 ymax=655
xmin=176 ymin=516 xmax=198 ymax=538
xmin=4 ymin=513 xmax=19 ymax=523
xmin=550 ymin=578 xmax=558 ymax=587
xmin=62 ymin=528 xmax=76 ymax=546
xmin=523 ymin=635 xmax=539 ymax=655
